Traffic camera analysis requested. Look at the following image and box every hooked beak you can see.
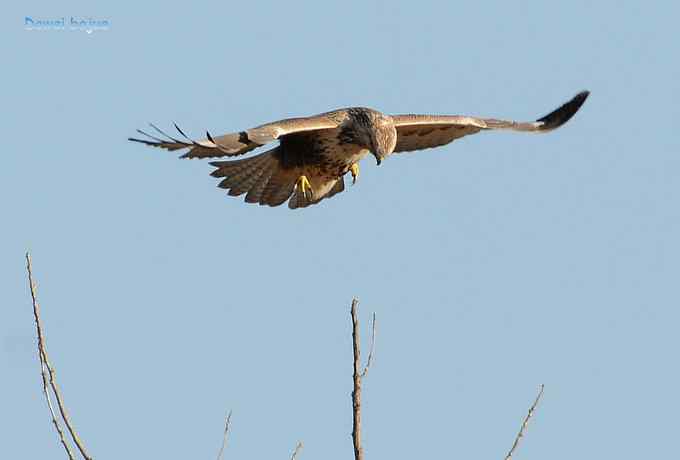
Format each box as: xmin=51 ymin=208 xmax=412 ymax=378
xmin=372 ymin=151 xmax=383 ymax=166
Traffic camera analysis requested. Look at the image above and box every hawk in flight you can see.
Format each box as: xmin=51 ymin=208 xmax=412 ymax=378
xmin=129 ymin=91 xmax=589 ymax=209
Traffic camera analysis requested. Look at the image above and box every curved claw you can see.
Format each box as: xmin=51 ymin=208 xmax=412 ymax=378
xmin=296 ymin=175 xmax=314 ymax=200
xmin=349 ymin=163 xmax=360 ymax=185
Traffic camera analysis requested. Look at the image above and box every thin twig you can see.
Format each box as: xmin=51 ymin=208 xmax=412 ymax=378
xmin=289 ymin=441 xmax=303 ymax=460
xmin=27 ymin=254 xmax=76 ymax=460
xmin=26 ymin=253 xmax=92 ymax=460
xmin=504 ymin=384 xmax=545 ymax=460
xmin=360 ymin=312 xmax=376 ymax=378
xmin=216 ymin=410 xmax=232 ymax=460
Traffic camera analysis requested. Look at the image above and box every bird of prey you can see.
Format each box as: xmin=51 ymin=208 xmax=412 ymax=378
xmin=129 ymin=91 xmax=589 ymax=209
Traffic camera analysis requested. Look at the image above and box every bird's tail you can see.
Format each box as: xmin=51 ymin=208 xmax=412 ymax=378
xmin=210 ymin=147 xmax=346 ymax=209
xmin=210 ymin=147 xmax=296 ymax=207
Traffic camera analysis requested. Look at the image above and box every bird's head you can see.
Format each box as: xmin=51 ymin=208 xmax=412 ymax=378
xmin=370 ymin=116 xmax=397 ymax=165
xmin=349 ymin=109 xmax=397 ymax=165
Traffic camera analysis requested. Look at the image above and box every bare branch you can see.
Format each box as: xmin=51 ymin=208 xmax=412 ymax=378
xmin=27 ymin=254 xmax=75 ymax=460
xmin=351 ymin=298 xmax=374 ymax=460
xmin=216 ymin=410 xmax=233 ymax=460
xmin=504 ymin=384 xmax=545 ymax=460
xmin=289 ymin=441 xmax=303 ymax=460
xmin=360 ymin=312 xmax=376 ymax=378
xmin=26 ymin=253 xmax=92 ymax=460
xmin=26 ymin=254 xmax=546 ymax=460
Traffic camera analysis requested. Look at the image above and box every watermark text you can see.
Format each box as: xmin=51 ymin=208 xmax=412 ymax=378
xmin=25 ymin=16 xmax=111 ymax=34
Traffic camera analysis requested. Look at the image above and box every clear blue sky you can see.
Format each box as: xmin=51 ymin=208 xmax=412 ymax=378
xmin=2 ymin=1 xmax=678 ymax=459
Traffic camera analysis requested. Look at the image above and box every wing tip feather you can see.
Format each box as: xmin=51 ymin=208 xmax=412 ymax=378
xmin=536 ymin=90 xmax=590 ymax=130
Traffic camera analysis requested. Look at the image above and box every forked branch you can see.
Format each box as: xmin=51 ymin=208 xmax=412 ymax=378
xmin=351 ymin=299 xmax=376 ymax=460
xmin=26 ymin=253 xmax=92 ymax=460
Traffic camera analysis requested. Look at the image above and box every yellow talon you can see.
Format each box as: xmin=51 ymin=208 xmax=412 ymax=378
xmin=349 ymin=163 xmax=360 ymax=185
xmin=296 ymin=175 xmax=313 ymax=199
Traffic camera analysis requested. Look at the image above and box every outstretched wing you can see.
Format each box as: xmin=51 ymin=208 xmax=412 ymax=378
xmin=128 ymin=110 xmax=347 ymax=159
xmin=390 ymin=91 xmax=589 ymax=153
